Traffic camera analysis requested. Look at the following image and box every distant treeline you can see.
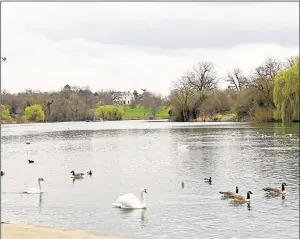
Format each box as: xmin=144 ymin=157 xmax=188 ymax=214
xmin=1 ymin=86 xmax=169 ymax=123
xmin=1 ymin=56 xmax=299 ymax=123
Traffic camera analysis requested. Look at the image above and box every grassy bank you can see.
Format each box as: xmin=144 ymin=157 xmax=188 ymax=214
xmin=196 ymin=113 xmax=238 ymax=122
xmin=122 ymin=107 xmax=170 ymax=120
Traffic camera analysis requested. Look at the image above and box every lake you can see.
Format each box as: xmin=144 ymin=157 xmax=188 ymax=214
xmin=1 ymin=120 xmax=299 ymax=239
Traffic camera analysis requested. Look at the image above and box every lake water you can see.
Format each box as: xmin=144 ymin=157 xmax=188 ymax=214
xmin=1 ymin=120 xmax=299 ymax=239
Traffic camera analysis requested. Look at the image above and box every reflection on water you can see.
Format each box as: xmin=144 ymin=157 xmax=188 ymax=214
xmin=72 ymin=178 xmax=84 ymax=184
xmin=247 ymin=202 xmax=251 ymax=211
xmin=38 ymin=194 xmax=43 ymax=213
xmin=1 ymin=121 xmax=299 ymax=239
xmin=118 ymin=209 xmax=147 ymax=229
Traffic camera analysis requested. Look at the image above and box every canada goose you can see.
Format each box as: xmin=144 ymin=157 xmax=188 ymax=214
xmin=181 ymin=182 xmax=185 ymax=188
xmin=204 ymin=177 xmax=211 ymax=184
xmin=28 ymin=160 xmax=34 ymax=164
xmin=232 ymin=191 xmax=253 ymax=203
xmin=263 ymin=183 xmax=287 ymax=196
xmin=70 ymin=170 xmax=84 ymax=178
xmin=219 ymin=186 xmax=239 ymax=197
xmin=1 ymin=171 xmax=4 ymax=176
xmin=87 ymin=170 xmax=92 ymax=176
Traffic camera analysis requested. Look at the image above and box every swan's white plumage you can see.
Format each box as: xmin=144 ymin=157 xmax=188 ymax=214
xmin=23 ymin=178 xmax=44 ymax=194
xmin=112 ymin=189 xmax=147 ymax=209
xmin=23 ymin=187 xmax=43 ymax=194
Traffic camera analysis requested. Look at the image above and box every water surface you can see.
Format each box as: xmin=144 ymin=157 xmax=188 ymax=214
xmin=1 ymin=121 xmax=299 ymax=239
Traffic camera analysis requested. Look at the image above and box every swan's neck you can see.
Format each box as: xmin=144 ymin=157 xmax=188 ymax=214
xmin=140 ymin=192 xmax=144 ymax=202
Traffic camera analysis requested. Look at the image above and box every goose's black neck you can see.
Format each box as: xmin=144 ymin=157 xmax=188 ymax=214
xmin=282 ymin=184 xmax=285 ymax=191
xmin=236 ymin=187 xmax=239 ymax=193
xmin=247 ymin=192 xmax=251 ymax=199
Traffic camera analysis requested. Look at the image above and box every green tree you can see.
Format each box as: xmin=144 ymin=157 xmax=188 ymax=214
xmin=94 ymin=105 xmax=124 ymax=121
xmin=25 ymin=104 xmax=45 ymax=122
xmin=273 ymin=59 xmax=300 ymax=122
xmin=1 ymin=104 xmax=11 ymax=120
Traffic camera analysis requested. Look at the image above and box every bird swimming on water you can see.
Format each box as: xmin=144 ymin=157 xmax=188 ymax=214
xmin=204 ymin=177 xmax=212 ymax=184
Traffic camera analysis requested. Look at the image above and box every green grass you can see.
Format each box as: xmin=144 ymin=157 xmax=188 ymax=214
xmin=123 ymin=106 xmax=170 ymax=120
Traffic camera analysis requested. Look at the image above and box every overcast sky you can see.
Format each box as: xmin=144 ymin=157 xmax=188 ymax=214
xmin=1 ymin=2 xmax=299 ymax=95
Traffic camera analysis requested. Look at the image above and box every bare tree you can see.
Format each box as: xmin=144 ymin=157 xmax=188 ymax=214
xmin=188 ymin=61 xmax=218 ymax=91
xmin=169 ymin=74 xmax=196 ymax=122
xmin=95 ymin=90 xmax=114 ymax=105
xmin=184 ymin=62 xmax=219 ymax=118
xmin=141 ymin=92 xmax=163 ymax=118
xmin=284 ymin=56 xmax=299 ymax=69
xmin=247 ymin=58 xmax=282 ymax=108
xmin=226 ymin=68 xmax=248 ymax=91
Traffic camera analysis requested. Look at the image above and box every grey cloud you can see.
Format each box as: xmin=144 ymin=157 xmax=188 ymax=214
xmin=32 ymin=17 xmax=299 ymax=50
xmin=4 ymin=2 xmax=299 ymax=50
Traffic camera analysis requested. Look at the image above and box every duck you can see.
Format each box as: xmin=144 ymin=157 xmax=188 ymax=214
xmin=70 ymin=170 xmax=84 ymax=178
xmin=219 ymin=186 xmax=239 ymax=198
xmin=263 ymin=183 xmax=287 ymax=196
xmin=204 ymin=177 xmax=211 ymax=184
xmin=231 ymin=191 xmax=253 ymax=203
xmin=87 ymin=170 xmax=92 ymax=176
xmin=28 ymin=160 xmax=34 ymax=164
xmin=1 ymin=171 xmax=4 ymax=176
xmin=26 ymin=141 xmax=30 ymax=145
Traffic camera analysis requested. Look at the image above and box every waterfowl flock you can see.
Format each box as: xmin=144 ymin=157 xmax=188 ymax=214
xmin=0 ymin=131 xmax=295 ymax=211
xmin=109 ymin=180 xmax=287 ymax=209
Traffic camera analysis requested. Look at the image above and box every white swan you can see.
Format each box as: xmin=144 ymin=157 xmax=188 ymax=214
xmin=112 ymin=188 xmax=147 ymax=209
xmin=23 ymin=178 xmax=45 ymax=194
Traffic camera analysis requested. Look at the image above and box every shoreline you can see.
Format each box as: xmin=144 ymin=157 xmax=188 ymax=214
xmin=2 ymin=223 xmax=126 ymax=239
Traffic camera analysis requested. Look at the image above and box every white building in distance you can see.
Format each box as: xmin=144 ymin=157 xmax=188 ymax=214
xmin=112 ymin=91 xmax=133 ymax=105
